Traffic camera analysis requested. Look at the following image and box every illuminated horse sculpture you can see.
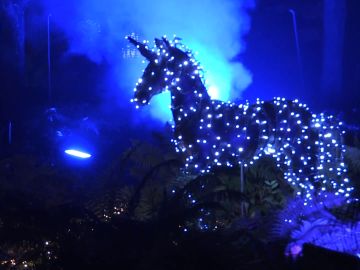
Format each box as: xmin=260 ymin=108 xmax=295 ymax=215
xmin=128 ymin=36 xmax=353 ymax=203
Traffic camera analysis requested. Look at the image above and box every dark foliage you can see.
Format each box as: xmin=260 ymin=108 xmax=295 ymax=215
xmin=0 ymin=127 xmax=359 ymax=269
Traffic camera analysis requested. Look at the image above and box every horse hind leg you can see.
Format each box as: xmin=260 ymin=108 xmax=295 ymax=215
xmin=276 ymin=145 xmax=316 ymax=205
xmin=314 ymin=116 xmax=353 ymax=201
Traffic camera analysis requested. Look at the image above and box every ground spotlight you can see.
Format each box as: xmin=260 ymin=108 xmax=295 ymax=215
xmin=64 ymin=149 xmax=92 ymax=159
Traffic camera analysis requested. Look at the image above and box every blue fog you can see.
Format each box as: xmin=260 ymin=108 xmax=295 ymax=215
xmin=42 ymin=0 xmax=255 ymax=123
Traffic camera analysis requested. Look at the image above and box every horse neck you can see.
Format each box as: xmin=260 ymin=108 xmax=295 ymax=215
xmin=169 ymin=74 xmax=210 ymax=141
xmin=170 ymin=74 xmax=210 ymax=113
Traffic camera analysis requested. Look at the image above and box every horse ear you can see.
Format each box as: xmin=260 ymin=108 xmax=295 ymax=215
xmin=155 ymin=37 xmax=171 ymax=49
xmin=127 ymin=36 xmax=156 ymax=61
xmin=162 ymin=37 xmax=171 ymax=48
xmin=154 ymin=38 xmax=164 ymax=49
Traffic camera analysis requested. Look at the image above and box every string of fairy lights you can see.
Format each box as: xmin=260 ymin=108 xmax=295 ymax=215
xmin=128 ymin=35 xmax=354 ymax=211
xmin=0 ymin=240 xmax=56 ymax=269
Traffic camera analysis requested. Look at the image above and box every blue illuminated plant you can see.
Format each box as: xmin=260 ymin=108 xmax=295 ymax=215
xmin=273 ymin=194 xmax=360 ymax=258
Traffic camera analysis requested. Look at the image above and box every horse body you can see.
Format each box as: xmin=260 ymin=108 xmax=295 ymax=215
xmin=128 ymin=36 xmax=353 ymax=203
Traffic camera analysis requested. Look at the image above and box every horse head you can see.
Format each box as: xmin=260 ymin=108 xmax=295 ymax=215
xmin=127 ymin=36 xmax=199 ymax=107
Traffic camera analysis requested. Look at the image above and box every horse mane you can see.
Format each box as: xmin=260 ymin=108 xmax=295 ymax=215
xmin=168 ymin=38 xmax=206 ymax=81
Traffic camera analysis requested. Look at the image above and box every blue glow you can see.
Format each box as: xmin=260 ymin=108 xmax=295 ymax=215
xmin=65 ymin=149 xmax=92 ymax=159
xmin=147 ymin=91 xmax=172 ymax=121
xmin=41 ymin=0 xmax=255 ymax=123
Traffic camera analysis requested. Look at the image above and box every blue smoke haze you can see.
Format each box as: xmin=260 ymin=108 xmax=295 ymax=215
xmin=42 ymin=0 xmax=255 ymax=123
